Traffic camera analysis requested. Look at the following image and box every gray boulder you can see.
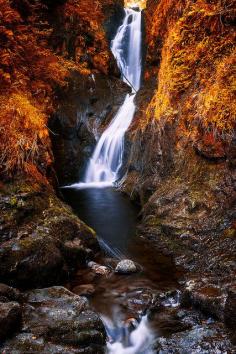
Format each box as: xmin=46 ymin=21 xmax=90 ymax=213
xmin=115 ymin=259 xmax=137 ymax=274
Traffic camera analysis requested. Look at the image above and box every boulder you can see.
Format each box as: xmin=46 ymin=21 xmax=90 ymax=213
xmin=154 ymin=325 xmax=234 ymax=353
xmin=0 ymin=181 xmax=99 ymax=288
xmin=115 ymin=259 xmax=137 ymax=274
xmin=1 ymin=286 xmax=106 ymax=353
xmin=88 ymin=261 xmax=111 ymax=276
xmin=182 ymin=283 xmax=227 ymax=321
xmin=62 ymin=238 xmax=93 ymax=268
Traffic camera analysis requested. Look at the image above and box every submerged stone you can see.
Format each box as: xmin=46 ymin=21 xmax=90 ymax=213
xmin=88 ymin=261 xmax=111 ymax=276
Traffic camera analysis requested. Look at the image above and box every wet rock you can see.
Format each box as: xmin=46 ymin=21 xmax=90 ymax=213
xmin=182 ymin=283 xmax=227 ymax=321
xmin=115 ymin=259 xmax=137 ymax=274
xmin=124 ymin=288 xmax=153 ymax=314
xmin=2 ymin=333 xmax=105 ymax=353
xmin=0 ymin=283 xmax=21 ymax=302
xmin=0 ymin=181 xmax=99 ymax=288
xmin=1 ymin=286 xmax=106 ymax=353
xmin=0 ymin=236 xmax=65 ymax=288
xmin=224 ymin=285 xmax=236 ymax=329
xmin=62 ymin=238 xmax=93 ymax=268
xmin=154 ymin=324 xmax=234 ymax=353
xmin=72 ymin=284 xmax=95 ymax=296
xmin=88 ymin=261 xmax=111 ymax=276
xmin=51 ymin=72 xmax=130 ymax=185
xmin=150 ymin=290 xmax=181 ymax=313
xmin=0 ymin=301 xmax=22 ymax=341
xmin=103 ymin=0 xmax=125 ymax=42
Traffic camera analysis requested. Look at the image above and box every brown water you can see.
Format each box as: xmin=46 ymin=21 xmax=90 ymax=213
xmin=62 ymin=187 xmax=182 ymax=353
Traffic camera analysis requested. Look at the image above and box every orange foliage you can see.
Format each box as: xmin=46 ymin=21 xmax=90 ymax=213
xmin=57 ymin=0 xmax=112 ymax=74
xmin=145 ymin=0 xmax=236 ymax=140
xmin=0 ymin=0 xmax=113 ymax=176
xmin=0 ymin=0 xmax=70 ymax=176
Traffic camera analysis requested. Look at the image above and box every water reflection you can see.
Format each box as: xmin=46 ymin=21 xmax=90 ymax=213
xmin=63 ymin=186 xmax=181 ymax=354
xmin=62 ymin=187 xmax=138 ymax=257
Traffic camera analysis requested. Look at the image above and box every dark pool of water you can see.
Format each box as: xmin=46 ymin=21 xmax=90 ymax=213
xmin=62 ymin=187 xmax=231 ymax=353
xmin=62 ymin=187 xmax=180 ymax=303
xmin=62 ymin=187 xmax=138 ymax=258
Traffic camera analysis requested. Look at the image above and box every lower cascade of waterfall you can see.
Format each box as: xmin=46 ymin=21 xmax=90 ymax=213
xmin=105 ymin=315 xmax=154 ymax=354
xmin=77 ymin=94 xmax=136 ymax=189
xmin=70 ymin=6 xmax=142 ymax=189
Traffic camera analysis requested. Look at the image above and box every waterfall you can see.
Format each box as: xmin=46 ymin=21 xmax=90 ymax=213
xmin=105 ymin=315 xmax=154 ymax=354
xmin=73 ymin=7 xmax=142 ymax=189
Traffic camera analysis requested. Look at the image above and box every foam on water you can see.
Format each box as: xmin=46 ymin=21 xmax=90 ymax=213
xmin=105 ymin=315 xmax=154 ymax=354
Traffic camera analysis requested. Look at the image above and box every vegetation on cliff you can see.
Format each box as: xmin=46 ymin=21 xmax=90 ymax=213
xmin=145 ymin=0 xmax=235 ymax=145
xmin=0 ymin=0 xmax=115 ymax=178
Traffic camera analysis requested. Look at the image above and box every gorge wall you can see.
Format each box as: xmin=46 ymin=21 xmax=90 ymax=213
xmin=0 ymin=0 xmax=235 ymax=350
xmin=0 ymin=2 xmax=125 ymax=350
xmin=124 ymin=0 xmax=236 ymax=331
xmin=0 ymin=0 xmax=126 ymax=284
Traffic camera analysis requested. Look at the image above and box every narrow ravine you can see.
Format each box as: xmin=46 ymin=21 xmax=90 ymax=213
xmin=61 ymin=4 xmax=235 ymax=354
xmin=0 ymin=0 xmax=235 ymax=353
xmin=63 ymin=5 xmax=182 ymax=353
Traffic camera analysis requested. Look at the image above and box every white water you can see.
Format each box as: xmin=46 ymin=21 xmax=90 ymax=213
xmin=71 ymin=7 xmax=142 ymax=189
xmin=67 ymin=6 xmax=154 ymax=353
xmin=105 ymin=315 xmax=154 ymax=354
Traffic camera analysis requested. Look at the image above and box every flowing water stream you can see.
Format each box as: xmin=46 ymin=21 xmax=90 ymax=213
xmin=61 ymin=5 xmax=234 ymax=353
xmin=70 ymin=7 xmax=142 ymax=189
xmin=62 ymin=187 xmax=181 ymax=354
xmin=63 ymin=6 xmax=181 ymax=353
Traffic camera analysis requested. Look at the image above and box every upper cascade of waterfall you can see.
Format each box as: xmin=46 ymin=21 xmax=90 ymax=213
xmin=111 ymin=7 xmax=142 ymax=92
xmin=69 ymin=7 xmax=142 ymax=189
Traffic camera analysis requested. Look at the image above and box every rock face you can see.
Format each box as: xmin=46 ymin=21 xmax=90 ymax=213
xmin=115 ymin=259 xmax=138 ymax=274
xmin=0 ymin=283 xmax=21 ymax=302
xmin=1 ymin=286 xmax=106 ymax=353
xmin=154 ymin=325 xmax=234 ymax=353
xmin=50 ymin=72 xmax=130 ymax=185
xmin=124 ymin=83 xmax=236 ymax=328
xmin=148 ymin=290 xmax=235 ymax=353
xmin=0 ymin=180 xmax=99 ymax=288
xmin=120 ymin=0 xmax=236 ymax=330
xmin=103 ymin=0 xmax=125 ymax=42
